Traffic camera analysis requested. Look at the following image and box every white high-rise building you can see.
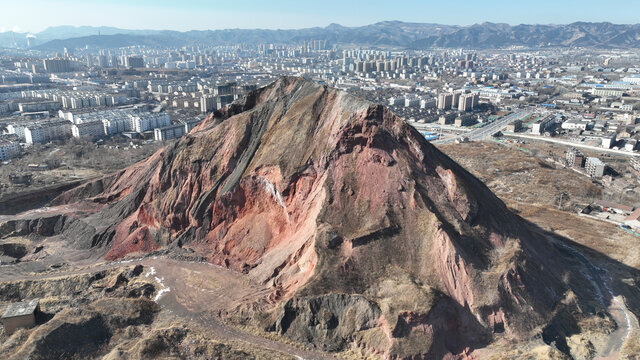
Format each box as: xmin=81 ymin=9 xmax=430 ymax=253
xmin=131 ymin=113 xmax=171 ymax=133
xmin=23 ymin=120 xmax=71 ymax=144
xmin=585 ymin=157 xmax=605 ymax=178
xmin=72 ymin=122 xmax=105 ymax=138
xmin=458 ymin=93 xmax=479 ymax=112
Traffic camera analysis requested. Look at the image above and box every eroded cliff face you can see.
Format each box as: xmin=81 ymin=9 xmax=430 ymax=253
xmin=15 ymin=77 xmax=608 ymax=358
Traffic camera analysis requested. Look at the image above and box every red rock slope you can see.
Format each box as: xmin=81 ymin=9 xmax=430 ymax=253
xmin=40 ymin=77 xmax=609 ymax=358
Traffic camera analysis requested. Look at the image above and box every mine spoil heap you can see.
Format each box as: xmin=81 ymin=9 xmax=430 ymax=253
xmin=19 ymin=76 xmax=610 ymax=358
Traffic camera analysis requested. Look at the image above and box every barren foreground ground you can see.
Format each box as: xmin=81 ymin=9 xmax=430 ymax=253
xmin=0 ymin=236 xmax=335 ymax=359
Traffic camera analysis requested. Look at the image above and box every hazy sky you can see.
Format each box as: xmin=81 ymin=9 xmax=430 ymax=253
xmin=1 ymin=0 xmax=639 ymax=33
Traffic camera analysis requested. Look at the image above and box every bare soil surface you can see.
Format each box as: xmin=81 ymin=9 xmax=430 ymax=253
xmin=0 ymin=236 xmax=336 ymax=359
xmin=149 ymin=259 xmax=335 ymax=359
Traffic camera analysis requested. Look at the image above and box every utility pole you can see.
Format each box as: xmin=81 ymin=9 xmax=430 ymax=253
xmin=558 ymin=192 xmax=563 ymax=210
xmin=558 ymin=191 xmax=569 ymax=210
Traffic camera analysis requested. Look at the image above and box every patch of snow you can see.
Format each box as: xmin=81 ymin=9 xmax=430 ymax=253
xmin=154 ymin=286 xmax=171 ymax=302
xmin=153 ymin=275 xmax=170 ymax=302
xmin=258 ymin=176 xmax=290 ymax=222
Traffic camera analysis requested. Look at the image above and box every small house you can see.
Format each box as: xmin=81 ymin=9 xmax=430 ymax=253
xmin=1 ymin=299 xmax=39 ymax=334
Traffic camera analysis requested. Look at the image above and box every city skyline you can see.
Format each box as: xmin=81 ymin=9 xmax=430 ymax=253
xmin=1 ymin=0 xmax=640 ymax=34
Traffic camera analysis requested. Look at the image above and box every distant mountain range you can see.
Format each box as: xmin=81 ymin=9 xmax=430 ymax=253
xmin=0 ymin=25 xmax=162 ymax=49
xmin=2 ymin=21 xmax=640 ymax=51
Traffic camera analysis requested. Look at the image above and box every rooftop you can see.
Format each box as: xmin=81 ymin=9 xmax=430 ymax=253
xmin=2 ymin=299 xmax=39 ymax=318
xmin=625 ymin=208 xmax=640 ymax=222
xmin=586 ymin=157 xmax=605 ymax=166
xmin=593 ymin=200 xmax=634 ymax=213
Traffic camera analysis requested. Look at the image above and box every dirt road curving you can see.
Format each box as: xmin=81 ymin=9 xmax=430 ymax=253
xmin=553 ymin=240 xmax=639 ymax=359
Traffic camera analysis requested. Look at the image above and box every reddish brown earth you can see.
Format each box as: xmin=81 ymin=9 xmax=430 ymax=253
xmin=2 ymin=77 xmax=619 ymax=359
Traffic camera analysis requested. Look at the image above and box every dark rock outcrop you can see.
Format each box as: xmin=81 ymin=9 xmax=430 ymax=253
xmin=275 ymin=294 xmax=381 ymax=351
xmin=0 ymin=215 xmax=67 ymax=238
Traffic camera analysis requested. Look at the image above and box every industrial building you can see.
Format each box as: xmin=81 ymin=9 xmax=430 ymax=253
xmin=561 ymin=119 xmax=589 ymax=131
xmin=531 ymin=114 xmax=555 ymax=135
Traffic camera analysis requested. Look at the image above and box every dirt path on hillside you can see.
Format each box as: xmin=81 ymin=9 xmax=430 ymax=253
xmin=0 ymin=254 xmax=336 ymax=359
xmin=146 ymin=258 xmax=336 ymax=359
xmin=552 ymin=240 xmax=639 ymax=359
xmin=595 ymin=271 xmax=639 ymax=360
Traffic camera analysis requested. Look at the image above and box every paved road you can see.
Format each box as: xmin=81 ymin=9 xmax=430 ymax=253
xmin=503 ymin=133 xmax=640 ymax=157
xmin=433 ymin=110 xmax=532 ymax=144
xmin=408 ymin=122 xmax=472 ymax=133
